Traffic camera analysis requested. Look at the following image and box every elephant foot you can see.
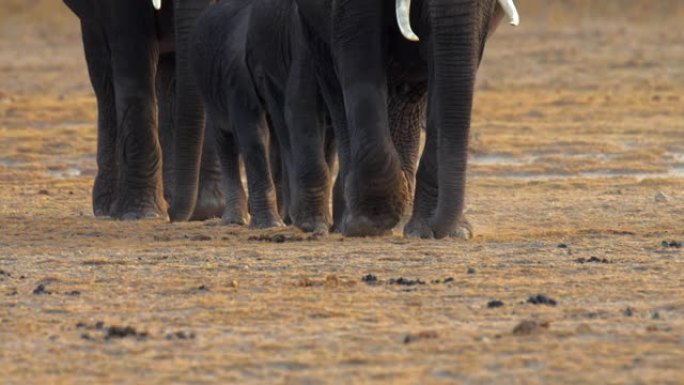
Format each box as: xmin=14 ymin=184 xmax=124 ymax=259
xmin=342 ymin=213 xmax=395 ymax=237
xmin=342 ymin=168 xmax=409 ymax=237
xmin=92 ymin=175 xmax=117 ymax=217
xmin=404 ymin=215 xmax=473 ymax=240
xmin=110 ymin=188 xmax=167 ymax=221
xmin=221 ymin=205 xmax=249 ymax=226
xmin=249 ymin=212 xmax=285 ymax=229
xmin=190 ymin=180 xmax=225 ymax=221
xmin=295 ymin=216 xmax=330 ymax=236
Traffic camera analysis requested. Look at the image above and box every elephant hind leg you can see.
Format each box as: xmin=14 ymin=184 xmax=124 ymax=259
xmin=190 ymin=125 xmax=226 ymax=221
xmin=231 ymin=104 xmax=283 ymax=229
xmin=212 ymin=117 xmax=248 ymax=226
xmin=81 ymin=22 xmax=118 ymax=218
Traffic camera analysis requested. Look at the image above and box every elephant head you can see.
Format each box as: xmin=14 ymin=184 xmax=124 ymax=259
xmin=396 ymin=0 xmax=519 ymax=42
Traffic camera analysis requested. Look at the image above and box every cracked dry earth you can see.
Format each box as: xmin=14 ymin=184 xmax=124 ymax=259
xmin=1 ymin=2 xmax=683 ymax=384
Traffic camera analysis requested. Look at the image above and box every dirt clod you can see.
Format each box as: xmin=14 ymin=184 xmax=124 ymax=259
xmin=361 ymin=274 xmax=379 ymax=284
xmin=404 ymin=331 xmax=439 ymax=344
xmin=661 ymin=240 xmax=682 ymax=248
xmin=388 ymin=277 xmax=426 ymax=286
xmin=104 ymin=325 xmax=149 ymax=340
xmin=487 ymin=300 xmax=504 ymax=309
xmin=32 ymin=284 xmax=51 ymax=295
xmin=527 ymin=294 xmax=557 ymax=306
xmin=576 ymin=256 xmax=610 ymax=264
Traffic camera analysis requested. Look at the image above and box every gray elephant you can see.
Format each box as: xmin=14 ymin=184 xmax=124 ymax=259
xmin=190 ymin=0 xmax=336 ymax=232
xmin=63 ymin=0 xmax=223 ymax=220
xmin=296 ymin=0 xmax=519 ymax=238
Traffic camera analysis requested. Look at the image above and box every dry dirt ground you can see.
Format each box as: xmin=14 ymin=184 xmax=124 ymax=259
xmin=1 ymin=2 xmax=683 ymax=384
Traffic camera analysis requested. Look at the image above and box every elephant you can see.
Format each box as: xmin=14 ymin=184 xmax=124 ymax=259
xmin=190 ymin=0 xmax=336 ymax=233
xmin=63 ymin=0 xmax=223 ymax=221
xmin=295 ymin=0 xmax=519 ymax=238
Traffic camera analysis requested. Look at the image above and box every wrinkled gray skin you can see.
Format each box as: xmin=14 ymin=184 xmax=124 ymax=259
xmin=63 ymin=0 xmax=223 ymax=221
xmin=297 ymin=0 xmax=505 ymax=237
xmin=191 ymin=0 xmax=336 ymax=232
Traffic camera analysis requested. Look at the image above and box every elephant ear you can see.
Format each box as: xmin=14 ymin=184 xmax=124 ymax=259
xmin=152 ymin=0 xmax=162 ymax=11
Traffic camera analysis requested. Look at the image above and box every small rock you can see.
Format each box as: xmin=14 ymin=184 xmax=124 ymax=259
xmin=557 ymin=243 xmax=568 ymax=249
xmin=37 ymin=189 xmax=50 ymax=195
xmin=32 ymin=284 xmax=52 ymax=295
xmin=654 ymin=191 xmax=670 ymax=203
xmin=622 ymin=307 xmax=635 ymax=317
xmin=388 ymin=277 xmax=426 ymax=286
xmin=104 ymin=325 xmax=148 ymax=340
xmin=64 ymin=290 xmax=81 ymax=296
xmin=466 ymin=267 xmax=476 ymax=275
xmin=361 ymin=274 xmax=378 ymax=284
xmin=651 ymin=311 xmax=660 ymax=320
xmin=661 ymin=240 xmax=682 ymax=248
xmin=487 ymin=300 xmax=504 ymax=309
xmin=230 ymin=280 xmax=239 ymax=289
xmin=527 ymin=294 xmax=557 ymax=306
xmin=196 ymin=285 xmax=209 ymax=292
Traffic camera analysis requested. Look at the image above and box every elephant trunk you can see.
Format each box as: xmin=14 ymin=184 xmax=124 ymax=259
xmin=427 ymin=0 xmax=480 ymax=238
xmin=168 ymin=0 xmax=211 ymax=222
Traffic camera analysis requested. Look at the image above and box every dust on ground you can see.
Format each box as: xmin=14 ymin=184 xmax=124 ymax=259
xmin=1 ymin=1 xmax=683 ymax=384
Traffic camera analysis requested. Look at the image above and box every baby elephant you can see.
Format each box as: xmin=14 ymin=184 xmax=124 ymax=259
xmin=190 ymin=0 xmax=335 ymax=233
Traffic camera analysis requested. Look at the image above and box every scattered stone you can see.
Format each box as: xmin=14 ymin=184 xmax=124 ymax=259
xmin=622 ymin=307 xmax=635 ymax=317
xmin=165 ymin=331 xmax=196 ymax=340
xmin=661 ymin=240 xmax=682 ymax=248
xmin=466 ymin=267 xmax=476 ymax=275
xmin=443 ymin=277 xmax=455 ymax=284
xmin=6 ymin=289 xmax=18 ymax=296
xmin=248 ymin=232 xmax=305 ymax=243
xmin=576 ymin=256 xmax=610 ymax=264
xmin=95 ymin=321 xmax=105 ymax=330
xmin=196 ymin=285 xmax=209 ymax=292
xmin=403 ymin=331 xmax=439 ymax=344
xmin=81 ymin=333 xmax=94 ymax=341
xmin=37 ymin=189 xmax=50 ymax=195
xmin=230 ymin=280 xmax=239 ymax=289
xmin=0 ymin=269 xmax=11 ymax=277
xmin=654 ymin=191 xmax=670 ymax=203
xmin=651 ymin=310 xmax=660 ymax=320
xmin=361 ymin=274 xmax=378 ymax=284
xmin=557 ymin=243 xmax=568 ymax=249
xmin=104 ymin=325 xmax=148 ymax=340
xmin=527 ymin=294 xmax=557 ymax=306
xmin=64 ymin=290 xmax=81 ymax=296
xmin=487 ymin=300 xmax=504 ymax=309
xmin=388 ymin=277 xmax=426 ymax=287
xmin=512 ymin=320 xmax=550 ymax=335
xmin=32 ymin=284 xmax=52 ymax=295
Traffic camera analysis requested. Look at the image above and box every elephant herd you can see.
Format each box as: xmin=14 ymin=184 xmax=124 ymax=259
xmin=63 ymin=0 xmax=519 ymax=238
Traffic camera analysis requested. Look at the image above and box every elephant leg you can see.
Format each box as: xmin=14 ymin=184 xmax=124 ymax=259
xmin=315 ymin=65 xmax=349 ymax=233
xmin=107 ymin=4 xmax=166 ymax=220
xmin=332 ymin=2 xmax=409 ymax=236
xmin=231 ymin=105 xmax=283 ymax=229
xmin=81 ymin=22 xmax=118 ymax=218
xmin=388 ymin=82 xmax=427 ymax=227
xmin=268 ymin=129 xmax=290 ymax=224
xmin=212 ymin=117 xmax=248 ymax=226
xmin=156 ymin=52 xmax=176 ymax=205
xmin=284 ymin=53 xmax=331 ymax=234
xmin=191 ymin=124 xmax=225 ymax=221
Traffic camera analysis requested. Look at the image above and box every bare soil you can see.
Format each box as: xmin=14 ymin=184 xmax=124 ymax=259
xmin=1 ymin=2 xmax=683 ymax=384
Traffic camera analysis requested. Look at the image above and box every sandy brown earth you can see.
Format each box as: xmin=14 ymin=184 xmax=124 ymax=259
xmin=1 ymin=1 xmax=684 ymax=384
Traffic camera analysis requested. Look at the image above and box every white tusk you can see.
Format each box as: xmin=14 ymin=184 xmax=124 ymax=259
xmin=396 ymin=0 xmax=419 ymax=42
xmin=152 ymin=0 xmax=161 ymax=11
xmin=497 ymin=0 xmax=520 ymax=26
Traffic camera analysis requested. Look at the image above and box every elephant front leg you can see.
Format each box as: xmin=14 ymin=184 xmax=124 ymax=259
xmin=284 ymin=53 xmax=332 ymax=234
xmin=190 ymin=129 xmax=225 ymax=221
xmin=108 ymin=17 xmax=166 ymax=220
xmin=81 ymin=22 xmax=119 ymax=217
xmin=212 ymin=118 xmax=248 ymax=226
xmin=333 ymin=2 xmax=409 ymax=236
